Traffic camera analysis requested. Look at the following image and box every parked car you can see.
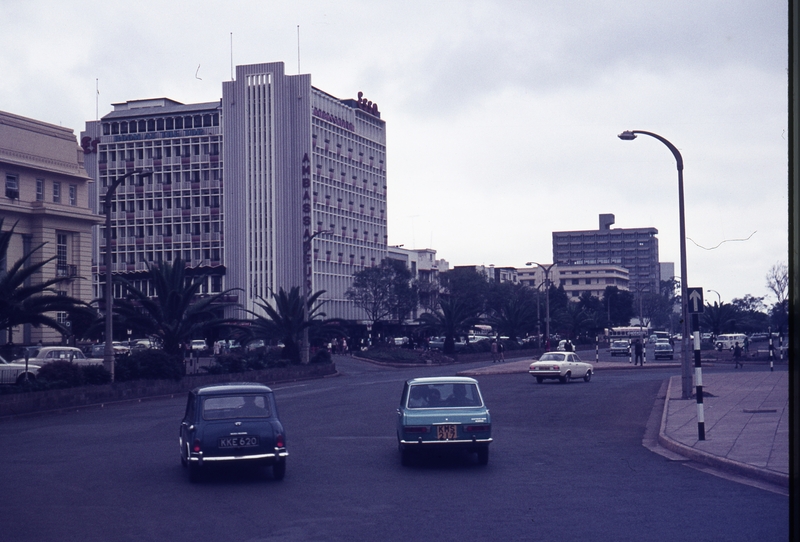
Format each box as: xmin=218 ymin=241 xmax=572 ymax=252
xmin=396 ymin=376 xmax=492 ymax=466
xmin=0 ymin=353 xmax=40 ymax=385
xmin=609 ymin=340 xmax=631 ymax=357
xmin=90 ymin=342 xmax=131 ymax=358
xmin=190 ymin=339 xmax=207 ymax=352
xmin=528 ymin=352 xmax=593 ymax=384
xmin=179 ymin=382 xmax=288 ymax=482
xmin=14 ymin=346 xmax=103 ymax=367
xmin=653 ymin=342 xmax=674 ymax=360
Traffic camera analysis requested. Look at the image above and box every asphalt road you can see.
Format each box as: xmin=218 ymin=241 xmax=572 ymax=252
xmin=0 ymin=356 xmax=788 ymax=541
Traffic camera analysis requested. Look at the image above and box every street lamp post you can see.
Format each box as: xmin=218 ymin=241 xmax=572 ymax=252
xmin=618 ymin=130 xmax=692 ymax=399
xmin=707 ymin=289 xmax=721 ymax=306
xmin=526 ymin=262 xmax=556 ymax=351
xmin=301 ymin=229 xmax=332 ymax=364
xmin=103 ymin=169 xmax=151 ymax=381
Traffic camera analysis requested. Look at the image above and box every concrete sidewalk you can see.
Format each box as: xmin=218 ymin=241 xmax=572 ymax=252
xmin=658 ymin=371 xmax=789 ymax=488
xmin=458 ymin=357 xmax=789 ymax=489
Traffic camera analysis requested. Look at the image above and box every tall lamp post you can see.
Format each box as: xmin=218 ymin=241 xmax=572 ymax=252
xmin=103 ymin=169 xmax=151 ymax=381
xmin=526 ymin=262 xmax=556 ymax=351
xmin=707 ymin=289 xmax=721 ymax=306
xmin=301 ymin=229 xmax=332 ymax=364
xmin=618 ymin=130 xmax=692 ymax=399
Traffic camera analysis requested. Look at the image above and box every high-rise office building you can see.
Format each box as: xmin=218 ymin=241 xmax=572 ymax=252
xmin=82 ymin=99 xmax=226 ymax=304
xmin=222 ymin=62 xmax=387 ymax=320
xmin=83 ymin=62 xmax=387 ymax=322
xmin=552 ymin=214 xmax=660 ymax=295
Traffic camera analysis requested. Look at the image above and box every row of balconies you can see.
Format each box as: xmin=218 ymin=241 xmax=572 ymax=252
xmin=102 ymin=232 xmax=224 ymax=247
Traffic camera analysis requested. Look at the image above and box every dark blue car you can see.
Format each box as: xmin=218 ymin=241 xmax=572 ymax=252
xmin=179 ymin=382 xmax=288 ymax=482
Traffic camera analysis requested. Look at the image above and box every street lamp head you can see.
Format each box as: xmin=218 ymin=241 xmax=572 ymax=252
xmin=618 ymin=130 xmax=637 ymax=141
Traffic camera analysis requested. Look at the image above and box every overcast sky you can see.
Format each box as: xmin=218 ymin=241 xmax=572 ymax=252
xmin=1 ymin=1 xmax=788 ymax=305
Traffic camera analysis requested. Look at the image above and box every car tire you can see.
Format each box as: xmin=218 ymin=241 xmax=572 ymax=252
xmin=536 ymin=376 xmax=543 ymax=384
xmin=188 ymin=463 xmax=201 ymax=483
xmin=583 ymin=371 xmax=592 ymax=382
xmin=401 ymin=447 xmax=413 ymax=467
xmin=477 ymin=447 xmax=489 ymax=466
xmin=272 ymin=459 xmax=286 ymax=481
xmin=560 ymin=373 xmax=570 ymax=384
xmin=15 ymin=373 xmax=35 ymax=385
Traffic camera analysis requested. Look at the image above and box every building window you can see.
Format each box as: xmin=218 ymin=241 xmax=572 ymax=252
xmin=53 ymin=182 xmax=61 ymax=203
xmin=5 ymin=175 xmax=19 ymax=199
xmin=69 ymin=185 xmax=77 ymax=206
xmin=36 ymin=179 xmax=44 ymax=201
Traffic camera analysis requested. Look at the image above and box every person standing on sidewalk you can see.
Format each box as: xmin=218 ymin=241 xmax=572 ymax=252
xmin=490 ymin=339 xmax=499 ymax=363
xmin=634 ymin=339 xmax=644 ymax=366
xmin=733 ymin=341 xmax=743 ymax=368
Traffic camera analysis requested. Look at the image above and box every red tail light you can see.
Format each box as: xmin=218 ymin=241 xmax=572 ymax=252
xmin=465 ymin=425 xmax=490 ymax=432
xmin=192 ymin=439 xmax=201 ymax=453
xmin=276 ymin=434 xmax=285 ymax=448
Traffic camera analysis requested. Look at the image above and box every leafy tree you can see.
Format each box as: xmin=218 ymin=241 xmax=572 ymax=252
xmin=113 ymin=258 xmax=237 ymax=358
xmin=0 ymin=218 xmax=88 ymax=341
xmin=417 ymin=296 xmax=481 ymax=354
xmin=730 ymin=295 xmax=769 ymax=333
xmin=439 ymin=267 xmax=488 ymax=316
xmin=346 ymin=260 xmax=418 ymax=327
xmin=602 ymin=286 xmax=635 ymax=327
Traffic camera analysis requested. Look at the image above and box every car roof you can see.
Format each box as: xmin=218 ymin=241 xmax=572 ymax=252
xmin=406 ymin=376 xmax=479 ymax=385
xmin=193 ymin=382 xmax=273 ymax=395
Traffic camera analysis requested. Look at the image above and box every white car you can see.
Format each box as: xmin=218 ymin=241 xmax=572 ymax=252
xmin=528 ymin=352 xmax=593 ymax=384
xmin=0 ymin=353 xmax=40 ymax=385
xmin=14 ymin=346 xmax=103 ymax=367
xmin=190 ymin=340 xmax=207 ymax=352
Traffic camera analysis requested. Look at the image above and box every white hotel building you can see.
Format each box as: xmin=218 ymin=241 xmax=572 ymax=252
xmin=83 ymin=61 xmax=387 ymax=321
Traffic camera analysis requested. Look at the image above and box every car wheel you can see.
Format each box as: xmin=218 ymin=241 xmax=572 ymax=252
xmin=477 ymin=447 xmax=489 ymax=466
xmin=15 ymin=373 xmax=35 ymax=385
xmin=583 ymin=370 xmax=592 ymax=382
xmin=560 ymin=373 xmax=571 ymax=384
xmin=188 ymin=463 xmax=201 ymax=483
xmin=536 ymin=376 xmax=543 ymax=384
xmin=272 ymin=459 xmax=286 ymax=481
xmin=401 ymin=447 xmax=413 ymax=467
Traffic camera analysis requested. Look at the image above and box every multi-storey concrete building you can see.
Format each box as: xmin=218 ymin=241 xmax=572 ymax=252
xmin=552 ymin=213 xmax=660 ymax=295
xmin=517 ymin=263 xmax=629 ymax=299
xmin=82 ymin=99 xmax=226 ymax=303
xmin=222 ymin=62 xmax=387 ymax=321
xmin=83 ymin=62 xmax=387 ymax=322
xmin=1 ymin=110 xmax=100 ymax=344
xmin=388 ymin=246 xmax=449 ymax=317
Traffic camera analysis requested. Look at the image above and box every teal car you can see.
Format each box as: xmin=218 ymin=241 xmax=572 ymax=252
xmin=396 ymin=377 xmax=492 ymax=466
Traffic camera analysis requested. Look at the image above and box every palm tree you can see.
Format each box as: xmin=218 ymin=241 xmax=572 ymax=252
xmin=0 ymin=219 xmax=87 ymax=341
xmin=244 ymin=287 xmax=336 ymax=364
xmin=113 ymin=258 xmax=238 ymax=358
xmin=417 ymin=297 xmax=481 ymax=355
xmin=486 ymin=291 xmax=538 ymax=341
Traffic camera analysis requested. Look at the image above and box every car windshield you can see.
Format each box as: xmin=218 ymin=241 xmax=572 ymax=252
xmin=612 ymin=341 xmax=628 ymax=347
xmin=407 ymin=383 xmax=482 ymax=409
xmin=202 ymin=395 xmax=271 ymax=419
xmin=539 ymin=353 xmax=566 ymax=362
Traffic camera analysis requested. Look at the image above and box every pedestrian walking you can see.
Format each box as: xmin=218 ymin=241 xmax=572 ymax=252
xmin=733 ymin=342 xmax=743 ymax=368
xmin=498 ymin=341 xmax=505 ymax=362
xmin=490 ymin=339 xmax=499 ymax=363
xmin=634 ymin=339 xmax=644 ymax=366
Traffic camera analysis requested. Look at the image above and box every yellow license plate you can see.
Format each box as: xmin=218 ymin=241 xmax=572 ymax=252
xmin=436 ymin=425 xmax=458 ymax=440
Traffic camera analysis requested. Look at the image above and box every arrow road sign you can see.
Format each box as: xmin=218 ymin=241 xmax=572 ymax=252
xmin=687 ymin=287 xmax=704 ymax=314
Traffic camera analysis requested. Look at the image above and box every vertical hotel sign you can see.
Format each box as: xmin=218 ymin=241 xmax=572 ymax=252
xmin=301 ymin=153 xmax=313 ymax=293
